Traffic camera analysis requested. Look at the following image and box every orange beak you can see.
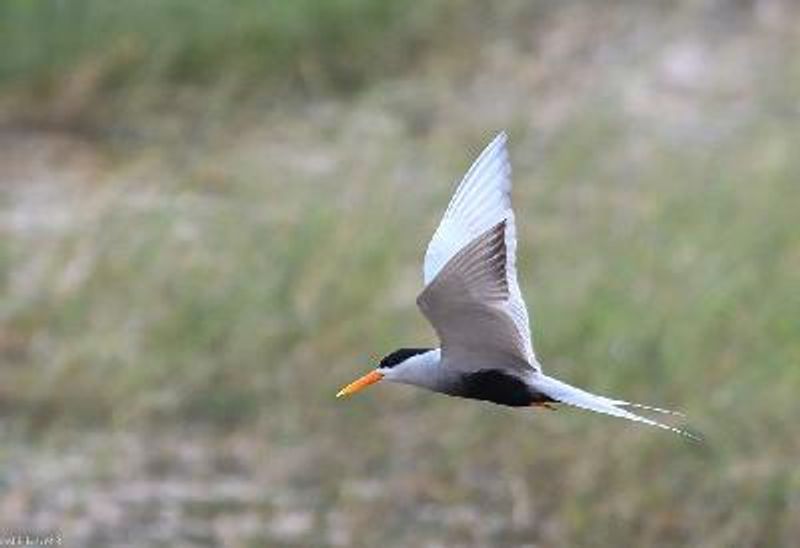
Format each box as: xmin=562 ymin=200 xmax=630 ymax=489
xmin=336 ymin=370 xmax=384 ymax=398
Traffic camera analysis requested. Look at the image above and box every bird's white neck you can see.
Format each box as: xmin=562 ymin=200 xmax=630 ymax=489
xmin=382 ymin=348 xmax=445 ymax=389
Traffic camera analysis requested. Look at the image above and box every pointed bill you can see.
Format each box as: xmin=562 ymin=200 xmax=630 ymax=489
xmin=336 ymin=370 xmax=384 ymax=398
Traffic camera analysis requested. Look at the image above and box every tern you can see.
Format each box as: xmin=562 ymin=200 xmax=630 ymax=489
xmin=337 ymin=132 xmax=693 ymax=438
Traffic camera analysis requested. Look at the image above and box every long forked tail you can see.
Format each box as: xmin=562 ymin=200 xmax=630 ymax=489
xmin=533 ymin=374 xmax=699 ymax=441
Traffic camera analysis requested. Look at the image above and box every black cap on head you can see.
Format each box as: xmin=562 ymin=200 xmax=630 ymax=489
xmin=378 ymin=348 xmax=432 ymax=369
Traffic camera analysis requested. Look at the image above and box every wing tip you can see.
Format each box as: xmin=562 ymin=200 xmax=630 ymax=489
xmin=490 ymin=130 xmax=508 ymax=148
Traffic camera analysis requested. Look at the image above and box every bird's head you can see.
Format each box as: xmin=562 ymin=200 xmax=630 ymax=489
xmin=336 ymin=348 xmax=437 ymax=398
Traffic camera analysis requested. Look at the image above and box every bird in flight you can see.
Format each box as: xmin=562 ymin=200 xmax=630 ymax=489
xmin=337 ymin=132 xmax=694 ymax=438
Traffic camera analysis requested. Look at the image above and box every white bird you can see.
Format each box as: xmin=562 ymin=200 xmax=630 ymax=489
xmin=337 ymin=132 xmax=694 ymax=439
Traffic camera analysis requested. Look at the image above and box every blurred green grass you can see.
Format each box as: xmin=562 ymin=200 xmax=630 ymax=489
xmin=1 ymin=1 xmax=800 ymax=546
xmin=4 ymin=112 xmax=798 ymax=433
xmin=2 ymin=101 xmax=798 ymax=545
xmin=0 ymin=0 xmax=443 ymax=106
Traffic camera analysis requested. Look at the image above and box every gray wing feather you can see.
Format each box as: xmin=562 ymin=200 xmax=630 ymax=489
xmin=420 ymin=133 xmax=538 ymax=372
xmin=418 ymin=221 xmax=538 ymax=373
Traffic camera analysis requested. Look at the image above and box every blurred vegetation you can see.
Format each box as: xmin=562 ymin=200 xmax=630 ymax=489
xmin=0 ymin=0 xmax=442 ymax=93
xmin=1 ymin=0 xmax=799 ymax=546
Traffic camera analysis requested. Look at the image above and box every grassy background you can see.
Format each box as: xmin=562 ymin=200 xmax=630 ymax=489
xmin=1 ymin=1 xmax=799 ymax=546
xmin=0 ymin=0 xmax=440 ymax=91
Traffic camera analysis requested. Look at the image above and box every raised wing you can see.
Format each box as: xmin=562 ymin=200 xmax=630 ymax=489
xmin=419 ymin=132 xmax=537 ymax=369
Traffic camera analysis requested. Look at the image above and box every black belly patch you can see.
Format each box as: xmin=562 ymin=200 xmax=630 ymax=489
xmin=451 ymin=369 xmax=551 ymax=407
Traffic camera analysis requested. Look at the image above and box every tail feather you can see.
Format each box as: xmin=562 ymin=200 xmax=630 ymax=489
xmin=533 ymin=375 xmax=698 ymax=441
xmin=614 ymin=401 xmax=686 ymax=417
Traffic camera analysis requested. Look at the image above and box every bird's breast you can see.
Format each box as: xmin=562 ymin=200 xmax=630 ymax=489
xmin=444 ymin=369 xmax=549 ymax=407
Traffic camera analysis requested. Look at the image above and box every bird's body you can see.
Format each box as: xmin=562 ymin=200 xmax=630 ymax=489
xmin=376 ymin=348 xmax=554 ymax=407
xmin=338 ymin=132 xmax=694 ymax=439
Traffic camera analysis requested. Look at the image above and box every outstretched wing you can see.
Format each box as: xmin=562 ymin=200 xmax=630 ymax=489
xmin=418 ymin=132 xmax=537 ymax=371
